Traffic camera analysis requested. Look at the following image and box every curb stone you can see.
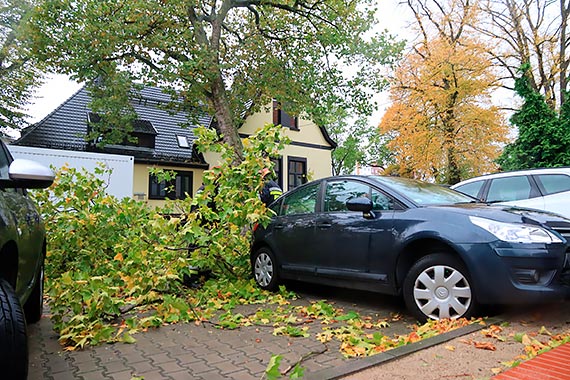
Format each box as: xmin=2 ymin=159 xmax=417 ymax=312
xmin=305 ymin=317 xmax=503 ymax=380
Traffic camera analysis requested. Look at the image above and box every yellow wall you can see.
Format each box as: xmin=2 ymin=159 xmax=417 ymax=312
xmin=204 ymin=106 xmax=334 ymax=190
xmin=135 ymin=106 xmax=334 ymax=206
xmin=133 ymin=163 xmax=206 ymax=208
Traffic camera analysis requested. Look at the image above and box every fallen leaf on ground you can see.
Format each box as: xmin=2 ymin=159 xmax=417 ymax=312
xmin=444 ymin=345 xmax=455 ymax=351
xmin=473 ymin=341 xmax=496 ymax=351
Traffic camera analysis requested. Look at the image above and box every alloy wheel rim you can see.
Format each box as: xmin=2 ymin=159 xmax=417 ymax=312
xmin=254 ymin=253 xmax=273 ymax=287
xmin=413 ymin=264 xmax=472 ymax=320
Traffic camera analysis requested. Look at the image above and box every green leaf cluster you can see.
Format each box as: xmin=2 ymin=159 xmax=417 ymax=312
xmin=0 ymin=0 xmax=43 ymax=134
xmin=498 ymin=64 xmax=570 ymax=170
xmin=26 ymin=0 xmax=404 ymax=151
xmin=31 ymin=123 xmax=291 ymax=348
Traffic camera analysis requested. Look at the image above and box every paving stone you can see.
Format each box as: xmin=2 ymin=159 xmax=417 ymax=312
xmin=101 ymin=360 xmax=131 ymax=375
xmin=123 ymin=369 xmax=169 ymax=380
xmin=107 ymin=370 xmax=139 ymax=380
xmin=221 ymin=369 xmax=258 ymax=380
xmin=71 ymin=350 xmax=97 ymax=364
xmin=76 ymin=369 xmax=110 ymax=380
xmin=149 ymin=352 xmax=173 ymax=365
xmin=157 ymin=360 xmax=186 ymax=374
xmin=117 ymin=351 xmax=147 ymax=365
xmin=167 ymin=369 xmax=199 ymax=380
xmin=197 ymin=352 xmax=226 ymax=364
xmin=192 ymin=369 xmax=226 ymax=380
xmin=127 ymin=360 xmax=157 ymax=374
xmin=214 ymin=360 xmax=242 ymax=375
xmin=188 ymin=360 xmax=216 ymax=375
xmin=74 ymin=359 xmax=101 ymax=374
xmin=47 ymin=356 xmax=78 ymax=375
xmin=51 ymin=371 xmax=81 ymax=380
xmin=173 ymin=352 xmax=204 ymax=366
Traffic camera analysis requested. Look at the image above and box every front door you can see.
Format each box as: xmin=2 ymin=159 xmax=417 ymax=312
xmin=315 ymin=179 xmax=395 ymax=286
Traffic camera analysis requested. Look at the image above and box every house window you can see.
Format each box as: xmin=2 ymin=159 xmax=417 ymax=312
xmin=288 ymin=157 xmax=307 ymax=191
xmin=149 ymin=170 xmax=193 ymax=200
xmin=273 ymin=101 xmax=299 ymax=130
xmin=176 ymin=135 xmax=190 ymax=148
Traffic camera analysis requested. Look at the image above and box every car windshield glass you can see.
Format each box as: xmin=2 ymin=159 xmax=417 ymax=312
xmin=371 ymin=176 xmax=475 ymax=206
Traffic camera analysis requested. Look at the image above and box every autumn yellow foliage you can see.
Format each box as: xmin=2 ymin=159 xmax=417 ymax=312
xmin=380 ymin=34 xmax=509 ymax=184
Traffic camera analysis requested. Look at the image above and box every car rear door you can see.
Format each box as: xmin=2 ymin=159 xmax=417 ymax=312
xmin=533 ymin=173 xmax=570 ymax=218
xmin=268 ymin=181 xmax=320 ymax=276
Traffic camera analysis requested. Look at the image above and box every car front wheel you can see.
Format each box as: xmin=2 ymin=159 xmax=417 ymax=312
xmin=0 ymin=278 xmax=28 ymax=379
xmin=403 ymin=253 xmax=476 ymax=322
xmin=252 ymin=247 xmax=279 ymax=291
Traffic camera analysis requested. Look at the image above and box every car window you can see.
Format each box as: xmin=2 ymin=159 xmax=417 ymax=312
xmin=280 ymin=182 xmax=319 ymax=216
xmin=535 ymin=174 xmax=570 ymax=195
xmin=454 ymin=180 xmax=484 ymax=199
xmin=372 ymin=176 xmax=473 ymax=206
xmin=325 ymin=180 xmax=394 ymax=211
xmin=487 ymin=176 xmax=532 ymax=202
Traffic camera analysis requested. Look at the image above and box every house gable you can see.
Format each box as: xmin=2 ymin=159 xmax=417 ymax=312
xmin=229 ymin=102 xmax=336 ymax=190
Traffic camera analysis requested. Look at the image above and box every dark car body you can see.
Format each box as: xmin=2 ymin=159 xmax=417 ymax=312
xmin=251 ymin=175 xmax=570 ymax=321
xmin=0 ymin=140 xmax=54 ymax=379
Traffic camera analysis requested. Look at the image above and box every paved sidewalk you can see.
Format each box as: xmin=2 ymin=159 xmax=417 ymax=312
xmin=27 ymin=284 xmax=492 ymax=380
xmin=493 ymin=342 xmax=570 ymax=380
xmin=27 ymin=290 xmax=421 ymax=380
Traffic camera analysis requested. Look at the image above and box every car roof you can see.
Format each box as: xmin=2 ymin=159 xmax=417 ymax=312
xmin=452 ymin=167 xmax=570 ymax=188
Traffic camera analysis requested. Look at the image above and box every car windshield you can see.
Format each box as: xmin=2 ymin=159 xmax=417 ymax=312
xmin=371 ymin=176 xmax=476 ymax=206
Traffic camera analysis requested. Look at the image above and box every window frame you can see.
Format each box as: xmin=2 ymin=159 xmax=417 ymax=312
xmin=148 ymin=170 xmax=193 ymax=200
xmin=533 ymin=173 xmax=570 ymax=196
xmin=323 ymin=179 xmax=397 ymax=213
xmin=485 ymin=175 xmax=535 ymax=202
xmin=287 ymin=156 xmax=307 ymax=191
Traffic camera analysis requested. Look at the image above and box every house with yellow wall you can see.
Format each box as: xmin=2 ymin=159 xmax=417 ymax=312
xmin=14 ymin=86 xmax=336 ymax=207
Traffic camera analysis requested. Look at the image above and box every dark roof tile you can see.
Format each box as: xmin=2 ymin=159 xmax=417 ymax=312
xmin=16 ymin=86 xmax=212 ymax=166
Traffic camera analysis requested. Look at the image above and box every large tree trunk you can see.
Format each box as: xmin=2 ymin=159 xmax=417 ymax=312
xmin=210 ymin=74 xmax=244 ymax=164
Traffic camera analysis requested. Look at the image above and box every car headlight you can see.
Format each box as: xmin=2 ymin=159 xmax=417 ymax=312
xmin=469 ymin=216 xmax=563 ymax=244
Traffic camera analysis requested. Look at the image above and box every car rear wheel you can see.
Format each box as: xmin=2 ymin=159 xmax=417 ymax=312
xmin=24 ymin=264 xmax=44 ymax=324
xmin=252 ymin=247 xmax=279 ymax=291
xmin=403 ymin=254 xmax=476 ymax=322
xmin=0 ymin=278 xmax=28 ymax=379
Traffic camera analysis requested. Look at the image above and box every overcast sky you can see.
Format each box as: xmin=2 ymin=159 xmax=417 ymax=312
xmin=24 ymin=1 xmax=412 ymax=124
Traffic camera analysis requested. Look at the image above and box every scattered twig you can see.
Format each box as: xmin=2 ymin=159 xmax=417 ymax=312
xmin=281 ymin=345 xmax=329 ymax=376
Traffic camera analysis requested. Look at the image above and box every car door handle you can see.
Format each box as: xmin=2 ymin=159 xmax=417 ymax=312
xmin=316 ymin=222 xmax=332 ymax=229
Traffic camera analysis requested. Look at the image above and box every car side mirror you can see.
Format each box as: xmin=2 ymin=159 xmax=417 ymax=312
xmin=346 ymin=197 xmax=376 ymax=219
xmin=0 ymin=159 xmax=55 ymax=189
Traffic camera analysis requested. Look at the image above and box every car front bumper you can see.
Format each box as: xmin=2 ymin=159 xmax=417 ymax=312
xmin=458 ymin=242 xmax=570 ymax=304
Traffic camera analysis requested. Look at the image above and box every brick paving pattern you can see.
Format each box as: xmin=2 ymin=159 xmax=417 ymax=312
xmin=28 ymin=289 xmax=414 ymax=380
xmin=493 ymin=342 xmax=570 ymax=380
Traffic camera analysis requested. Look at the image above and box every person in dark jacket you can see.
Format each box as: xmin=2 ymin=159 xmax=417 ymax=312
xmin=257 ymin=166 xmax=283 ymax=206
xmin=260 ymin=178 xmax=282 ymax=206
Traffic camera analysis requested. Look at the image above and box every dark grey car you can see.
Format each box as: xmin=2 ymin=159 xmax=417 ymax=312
xmin=0 ymin=140 xmax=54 ymax=379
xmin=251 ymin=175 xmax=570 ymax=322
